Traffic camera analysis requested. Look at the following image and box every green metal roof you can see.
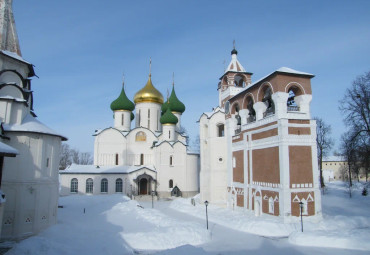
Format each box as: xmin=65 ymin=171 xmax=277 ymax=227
xmin=110 ymin=85 xmax=135 ymax=111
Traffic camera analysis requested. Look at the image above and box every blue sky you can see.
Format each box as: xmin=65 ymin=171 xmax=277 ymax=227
xmin=13 ymin=0 xmax=370 ymax=153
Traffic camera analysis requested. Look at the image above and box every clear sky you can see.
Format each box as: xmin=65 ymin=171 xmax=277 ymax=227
xmin=12 ymin=0 xmax=370 ymax=153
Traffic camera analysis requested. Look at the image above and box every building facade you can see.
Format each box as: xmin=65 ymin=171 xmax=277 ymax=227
xmin=0 ymin=0 xmax=66 ymax=240
xmin=60 ymin=74 xmax=199 ymax=198
xmin=200 ymin=47 xmax=322 ymax=221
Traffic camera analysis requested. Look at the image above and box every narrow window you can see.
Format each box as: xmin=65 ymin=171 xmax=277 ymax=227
xmin=157 ymin=110 xmax=159 ymax=130
xmin=86 ymin=178 xmax=93 ymax=194
xmin=170 ymin=155 xmax=173 ymax=166
xmin=46 ymin=158 xmax=50 ymax=167
xmin=115 ymin=153 xmax=119 ymax=165
xmin=140 ymin=153 xmax=144 ymax=165
xmin=217 ymin=124 xmax=224 ymax=137
xmin=121 ymin=114 xmax=124 ymax=126
xmin=101 ymin=178 xmax=108 ymax=193
xmin=139 ymin=110 xmax=141 ymax=126
xmin=169 ymin=130 xmax=171 ymax=139
xmin=115 ymin=178 xmax=123 ymax=192
xmin=70 ymin=178 xmax=78 ymax=193
xmin=169 ymin=179 xmax=173 ymax=188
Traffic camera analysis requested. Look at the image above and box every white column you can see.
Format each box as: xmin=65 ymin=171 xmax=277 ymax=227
xmin=253 ymin=102 xmax=267 ymax=121
xmin=272 ymin=92 xmax=289 ymax=119
xmin=295 ymin=94 xmax=312 ymax=117
xmin=239 ymin=109 xmax=248 ymax=126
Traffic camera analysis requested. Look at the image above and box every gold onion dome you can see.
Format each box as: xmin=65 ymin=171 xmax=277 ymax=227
xmin=134 ymin=75 xmax=164 ymax=104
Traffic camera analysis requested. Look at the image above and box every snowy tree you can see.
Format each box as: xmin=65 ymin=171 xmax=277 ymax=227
xmin=314 ymin=117 xmax=333 ymax=189
xmin=59 ymin=144 xmax=93 ymax=169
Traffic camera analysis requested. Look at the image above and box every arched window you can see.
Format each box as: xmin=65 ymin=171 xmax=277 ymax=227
xmin=101 ymin=178 xmax=108 ymax=193
xmin=115 ymin=153 xmax=119 ymax=165
xmin=70 ymin=178 xmax=78 ymax=193
xmin=217 ymin=124 xmax=224 ymax=137
xmin=121 ymin=114 xmax=124 ymax=126
xmin=246 ymin=97 xmax=256 ymax=123
xmin=269 ymin=197 xmax=274 ymax=214
xmin=86 ymin=178 xmax=93 ymax=194
xmin=169 ymin=179 xmax=173 ymax=188
xmin=262 ymin=87 xmax=275 ymax=117
xmin=115 ymin=178 xmax=123 ymax=193
xmin=234 ymin=75 xmax=245 ymax=87
xmin=136 ymin=131 xmax=146 ymax=141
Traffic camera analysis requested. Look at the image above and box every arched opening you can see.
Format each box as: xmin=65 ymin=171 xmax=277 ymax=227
xmin=169 ymin=179 xmax=173 ymax=188
xmin=139 ymin=178 xmax=148 ymax=195
xmin=86 ymin=178 xmax=93 ymax=194
xmin=246 ymin=96 xmax=256 ymax=123
xmin=217 ymin=123 xmax=225 ymax=137
xmin=287 ymin=86 xmax=302 ymax=112
xmin=234 ymin=74 xmax=245 ymax=87
xmin=171 ymin=186 xmax=182 ymax=197
xmin=101 ymin=178 xmax=108 ymax=193
xmin=232 ymin=103 xmax=241 ymax=134
xmin=115 ymin=178 xmax=123 ymax=193
xmin=70 ymin=178 xmax=78 ymax=193
xmin=262 ymin=87 xmax=275 ymax=117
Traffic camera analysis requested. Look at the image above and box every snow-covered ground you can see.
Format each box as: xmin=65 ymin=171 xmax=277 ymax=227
xmin=4 ymin=181 xmax=370 ymax=255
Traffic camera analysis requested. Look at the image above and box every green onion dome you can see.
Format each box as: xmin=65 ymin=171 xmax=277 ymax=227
xmin=130 ymin=112 xmax=135 ymax=121
xmin=110 ymin=85 xmax=135 ymax=111
xmin=160 ymin=106 xmax=178 ymax=125
xmin=168 ymin=86 xmax=185 ymax=113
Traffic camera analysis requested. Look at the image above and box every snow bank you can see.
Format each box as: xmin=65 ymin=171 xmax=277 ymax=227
xmin=106 ymin=200 xmax=209 ymax=251
xmin=170 ymin=197 xmax=296 ymax=237
xmin=289 ymin=228 xmax=370 ymax=251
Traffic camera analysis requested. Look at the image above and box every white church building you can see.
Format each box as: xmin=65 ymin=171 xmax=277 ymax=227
xmin=60 ymin=73 xmax=199 ymax=198
xmin=0 ymin=0 xmax=66 ymax=240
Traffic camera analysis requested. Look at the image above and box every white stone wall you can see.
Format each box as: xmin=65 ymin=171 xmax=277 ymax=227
xmin=135 ymin=102 xmax=162 ymax=132
xmin=2 ymin=133 xmax=61 ymax=240
xmin=199 ymin=111 xmax=228 ymax=206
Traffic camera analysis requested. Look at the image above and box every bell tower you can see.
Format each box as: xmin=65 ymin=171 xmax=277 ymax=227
xmin=218 ymin=43 xmax=252 ymax=108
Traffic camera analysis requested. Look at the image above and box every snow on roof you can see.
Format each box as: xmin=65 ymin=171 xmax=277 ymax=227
xmin=233 ymin=67 xmax=314 ymax=99
xmin=0 ymin=141 xmax=18 ymax=155
xmin=60 ymin=164 xmax=157 ymax=174
xmin=276 ymin=67 xmax=314 ymax=76
xmin=323 ymin=156 xmax=346 ymax=162
xmin=0 ymin=50 xmax=31 ymax=65
xmin=3 ymin=114 xmax=67 ymax=141
xmin=0 ymin=95 xmax=27 ymax=102
xmin=200 ymin=106 xmax=225 ymax=120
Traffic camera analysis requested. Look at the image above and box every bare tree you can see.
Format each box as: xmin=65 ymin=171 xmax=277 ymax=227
xmin=59 ymin=143 xmax=72 ymax=170
xmin=179 ymin=125 xmax=190 ymax=145
xmin=315 ymin=117 xmax=333 ymax=189
xmin=191 ymin=134 xmax=200 ymax=153
xmin=80 ymin=152 xmax=93 ymax=165
xmin=339 ymin=70 xmax=370 ymax=141
xmin=339 ymin=70 xmax=370 ymax=184
xmin=340 ymin=134 xmax=357 ymax=197
xmin=59 ymin=144 xmax=93 ymax=168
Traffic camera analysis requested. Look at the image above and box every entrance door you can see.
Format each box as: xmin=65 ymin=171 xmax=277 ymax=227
xmin=139 ymin=178 xmax=148 ymax=195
